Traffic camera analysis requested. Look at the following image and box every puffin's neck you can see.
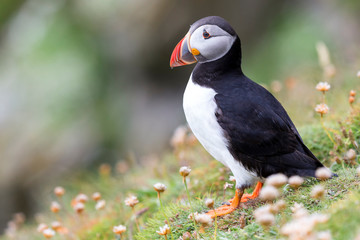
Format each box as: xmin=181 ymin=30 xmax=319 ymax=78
xmin=192 ymin=36 xmax=242 ymax=86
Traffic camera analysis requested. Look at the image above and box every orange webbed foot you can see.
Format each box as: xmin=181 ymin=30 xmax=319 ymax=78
xmin=205 ymin=205 xmax=237 ymax=218
xmin=206 ymin=182 xmax=263 ymax=218
xmin=206 ymin=189 xmax=244 ymax=218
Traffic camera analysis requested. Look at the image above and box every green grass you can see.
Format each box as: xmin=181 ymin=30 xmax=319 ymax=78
xmin=1 ymin=108 xmax=360 ymax=240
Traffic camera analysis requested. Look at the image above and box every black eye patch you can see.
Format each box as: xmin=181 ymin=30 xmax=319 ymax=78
xmin=203 ymin=29 xmax=211 ymax=39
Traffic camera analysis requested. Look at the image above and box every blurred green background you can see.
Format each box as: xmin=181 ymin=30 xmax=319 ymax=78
xmin=0 ymin=0 xmax=359 ymax=232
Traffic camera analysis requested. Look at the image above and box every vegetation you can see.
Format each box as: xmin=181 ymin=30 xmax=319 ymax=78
xmin=2 ymin=102 xmax=360 ymax=239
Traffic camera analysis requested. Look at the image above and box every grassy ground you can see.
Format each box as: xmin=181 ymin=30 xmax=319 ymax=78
xmin=1 ymin=106 xmax=360 ymax=240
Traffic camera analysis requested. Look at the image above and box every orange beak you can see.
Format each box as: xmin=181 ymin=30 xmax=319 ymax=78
xmin=170 ymin=32 xmax=197 ymax=68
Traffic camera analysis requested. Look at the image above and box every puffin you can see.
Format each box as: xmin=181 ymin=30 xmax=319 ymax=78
xmin=170 ymin=16 xmax=331 ymax=218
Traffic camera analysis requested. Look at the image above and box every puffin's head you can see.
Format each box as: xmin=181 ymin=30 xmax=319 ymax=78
xmin=170 ymin=16 xmax=238 ymax=68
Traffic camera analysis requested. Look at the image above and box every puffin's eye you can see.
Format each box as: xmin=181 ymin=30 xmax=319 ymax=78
xmin=203 ymin=30 xmax=211 ymax=39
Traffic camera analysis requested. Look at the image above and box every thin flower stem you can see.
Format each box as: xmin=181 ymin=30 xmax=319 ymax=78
xmin=184 ymin=178 xmax=200 ymax=239
xmin=132 ymin=207 xmax=140 ymax=232
xmin=320 ymin=115 xmax=336 ymax=146
xmin=158 ymin=193 xmax=174 ymax=240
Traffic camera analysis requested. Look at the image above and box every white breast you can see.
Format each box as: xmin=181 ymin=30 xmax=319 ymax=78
xmin=183 ymin=75 xmax=259 ymax=188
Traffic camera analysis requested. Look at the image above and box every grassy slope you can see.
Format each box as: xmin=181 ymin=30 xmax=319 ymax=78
xmin=2 ymin=108 xmax=360 ymax=240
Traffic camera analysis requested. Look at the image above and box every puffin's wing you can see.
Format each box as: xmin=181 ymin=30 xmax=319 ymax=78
xmin=214 ymin=90 xmax=323 ymax=177
xmin=215 ymin=95 xmax=298 ymax=156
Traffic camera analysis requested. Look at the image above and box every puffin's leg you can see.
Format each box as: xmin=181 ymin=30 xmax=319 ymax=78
xmin=205 ymin=188 xmax=244 ymax=218
xmin=226 ymin=182 xmax=263 ymax=204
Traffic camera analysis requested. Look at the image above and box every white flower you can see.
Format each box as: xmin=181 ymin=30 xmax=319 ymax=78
xmin=315 ymin=82 xmax=331 ymax=92
xmin=153 ymin=183 xmax=167 ymax=193
xmin=43 ymin=228 xmax=55 ymax=239
xmin=291 ymin=202 xmax=305 ymax=213
xmin=311 ymin=185 xmax=326 ymax=199
xmin=265 ymin=173 xmax=288 ymax=188
xmin=113 ymin=225 xmax=126 ymax=235
xmin=124 ymin=195 xmax=139 ymax=207
xmin=92 ymin=192 xmax=101 ymax=201
xmin=254 ymin=205 xmax=272 ymax=219
xmin=357 ymin=70 xmax=360 ymax=78
xmin=51 ymin=221 xmax=61 ymax=231
xmin=73 ymin=202 xmax=85 ymax=214
xmin=194 ymin=213 xmax=213 ymax=226
xmin=223 ymin=182 xmax=234 ymax=190
xmin=179 ymin=166 xmax=191 ymax=177
xmin=259 ymin=185 xmax=280 ymax=201
xmin=54 ymin=186 xmax=65 ymax=197
xmin=50 ymin=201 xmax=61 ymax=213
xmin=156 ymin=224 xmax=170 ymax=235
xmin=315 ymin=103 xmax=329 ymax=115
xmin=95 ymin=200 xmax=106 ymax=210
xmin=255 ymin=213 xmax=275 ymax=227
xmin=37 ymin=223 xmax=48 ymax=233
xmin=281 ymin=209 xmax=330 ymax=240
xmin=288 ymin=176 xmax=304 ymax=188
xmin=345 ymin=149 xmax=357 ymax=161
xmin=293 ymin=208 xmax=308 ymax=219
xmin=205 ymin=198 xmax=214 ymax=209
xmin=315 ymin=167 xmax=332 ymax=180
xmin=75 ymin=193 xmax=88 ymax=203
xmin=357 ymin=166 xmax=360 ymax=177
xmin=229 ymin=176 xmax=236 ymax=182
xmin=276 ymin=199 xmax=286 ymax=208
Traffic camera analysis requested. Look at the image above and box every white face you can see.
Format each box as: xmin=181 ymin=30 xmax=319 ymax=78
xmin=189 ymin=24 xmax=236 ymax=63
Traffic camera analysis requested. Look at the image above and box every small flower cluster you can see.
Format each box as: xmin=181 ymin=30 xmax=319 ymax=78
xmin=252 ymin=167 xmax=335 ymax=238
xmin=264 ymin=173 xmax=306 ymax=191
xmin=156 ymin=224 xmax=170 ymax=236
xmin=315 ymin=103 xmax=330 ymax=116
xmin=316 ymin=82 xmax=331 ymax=93
xmin=113 ymin=224 xmax=126 ymax=235
xmin=124 ymin=195 xmax=139 ymax=207
xmin=72 ymin=193 xmax=88 ymax=214
xmin=36 ymin=186 xmax=114 ymax=239
xmin=281 ymin=203 xmax=331 ymax=240
xmin=37 ymin=221 xmax=68 ymax=239
xmin=254 ymin=200 xmax=286 ymax=228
